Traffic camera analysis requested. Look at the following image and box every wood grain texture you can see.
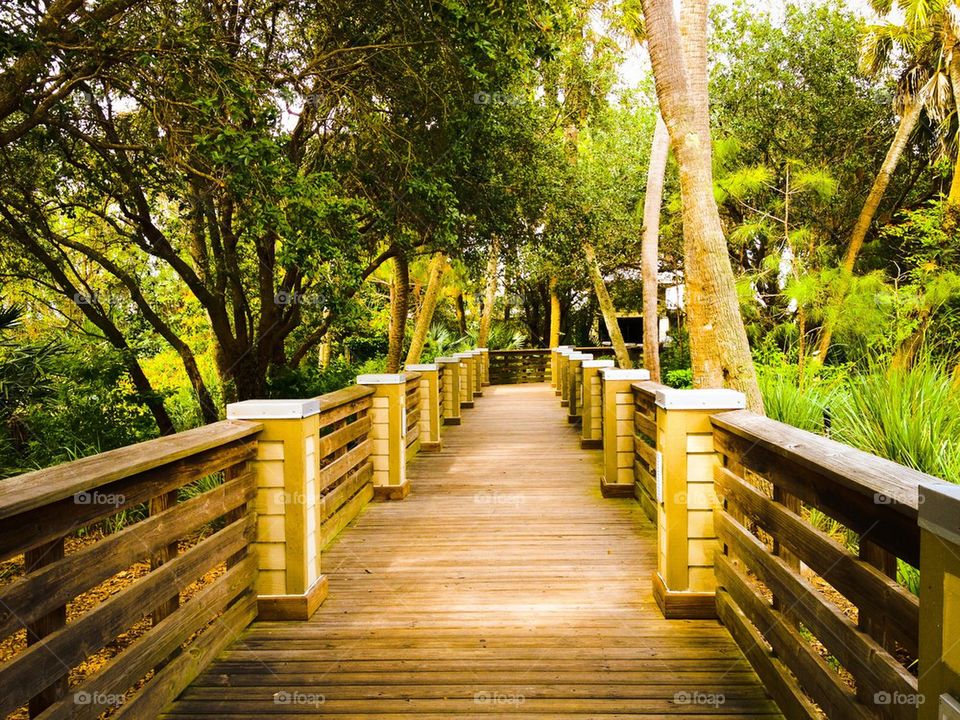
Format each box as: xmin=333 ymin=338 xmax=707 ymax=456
xmin=166 ymin=383 xmax=779 ymax=718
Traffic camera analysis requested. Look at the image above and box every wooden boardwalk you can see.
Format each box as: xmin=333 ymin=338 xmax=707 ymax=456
xmin=166 ymin=383 xmax=781 ymax=718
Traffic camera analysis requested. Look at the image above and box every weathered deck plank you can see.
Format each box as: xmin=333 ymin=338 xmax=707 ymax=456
xmin=165 ymin=383 xmax=780 ymax=718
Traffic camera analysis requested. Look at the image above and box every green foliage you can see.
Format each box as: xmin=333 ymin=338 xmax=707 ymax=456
xmin=831 ymin=359 xmax=960 ymax=485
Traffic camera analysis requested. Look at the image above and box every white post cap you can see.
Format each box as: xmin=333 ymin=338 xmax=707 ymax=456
xmin=435 ymin=356 xmax=460 ymax=363
xmin=599 ymin=368 xmax=651 ymax=381
xmin=405 ymin=363 xmax=438 ymax=372
xmin=583 ymin=359 xmax=616 ymax=369
xmin=356 ymin=373 xmax=407 ymax=385
xmin=919 ymin=481 xmax=960 ymax=546
xmin=654 ymin=387 xmax=746 ymax=410
xmin=227 ymin=398 xmax=320 ymax=420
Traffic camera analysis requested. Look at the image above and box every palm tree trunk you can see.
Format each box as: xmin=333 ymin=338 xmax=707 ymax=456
xmin=946 ymin=52 xmax=960 ymax=215
xmin=642 ymin=113 xmax=669 ymax=381
xmin=584 ymin=242 xmax=631 ymax=368
xmin=454 ymin=291 xmax=468 ymax=335
xmin=549 ymin=275 xmax=562 ymax=347
xmin=817 ymin=100 xmax=922 ymax=361
xmin=641 ymin=0 xmax=762 ymax=411
xmin=477 ymin=237 xmax=499 ymax=347
xmin=405 ymin=253 xmax=446 ymax=364
xmin=386 ymin=254 xmax=409 ymax=373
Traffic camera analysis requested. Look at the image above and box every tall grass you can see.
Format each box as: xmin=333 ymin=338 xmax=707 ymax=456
xmin=757 ymin=364 xmax=836 ymax=434
xmin=830 ymin=360 xmax=960 ymax=485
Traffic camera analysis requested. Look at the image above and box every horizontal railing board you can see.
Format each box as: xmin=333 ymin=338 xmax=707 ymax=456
xmin=716 ymin=510 xmax=918 ymax=704
xmin=320 ymin=462 xmax=373 ymax=521
xmin=0 ymin=420 xmax=262 ymax=520
xmin=318 ymin=440 xmax=372 ymax=495
xmin=316 ymin=394 xmax=373 ymax=431
xmin=715 ymin=555 xmax=873 ymax=720
xmin=716 ymin=590 xmax=822 ymax=720
xmin=712 ymin=410 xmax=940 ymax=517
xmin=0 ymin=515 xmax=255 ymax=717
xmin=111 ymin=591 xmax=257 ymax=720
xmin=713 ymin=424 xmax=921 ymax=566
xmin=0 ymin=439 xmax=257 ymax=562
xmin=0 ymin=471 xmax=255 ymax=640
xmin=35 ymin=555 xmax=257 ymax=720
xmin=316 ymin=385 xmax=374 ymax=412
xmin=318 ymin=415 xmax=371 ymax=459
xmin=715 ymin=465 xmax=918 ymax=655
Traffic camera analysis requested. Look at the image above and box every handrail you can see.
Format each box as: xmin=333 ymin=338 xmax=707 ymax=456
xmin=0 ymin=420 xmax=261 ymax=718
xmin=711 ymin=409 xmax=940 ymax=563
xmin=0 ymin=420 xmax=262 ymax=520
xmin=711 ymin=409 xmax=948 ymax=719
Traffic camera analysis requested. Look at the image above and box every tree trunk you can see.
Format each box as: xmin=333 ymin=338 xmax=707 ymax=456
xmin=454 ymin=291 xmax=468 ymax=335
xmin=405 ymin=253 xmax=446 ymax=364
xmin=386 ymin=254 xmax=409 ymax=373
xmin=549 ymin=276 xmax=562 ymax=347
xmin=642 ymin=113 xmax=669 ymax=381
xmin=642 ymin=0 xmax=762 ymax=411
xmin=477 ymin=237 xmax=499 ymax=347
xmin=584 ymin=242 xmax=632 ymax=368
xmin=816 ymin=100 xmax=922 ymax=361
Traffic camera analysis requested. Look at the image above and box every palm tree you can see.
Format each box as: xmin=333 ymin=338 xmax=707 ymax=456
xmin=818 ymin=3 xmax=950 ymax=360
xmin=640 ymin=0 xmax=763 ymax=411
xmin=406 ymin=253 xmax=448 ymax=364
xmin=641 ymin=114 xmax=669 ymax=381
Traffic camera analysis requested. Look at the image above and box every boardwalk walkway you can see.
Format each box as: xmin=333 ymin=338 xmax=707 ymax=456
xmin=166 ymin=383 xmax=780 ymax=718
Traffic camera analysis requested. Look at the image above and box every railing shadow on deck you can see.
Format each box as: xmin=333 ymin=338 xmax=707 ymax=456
xmin=1 ymin=344 xmax=958 ymax=719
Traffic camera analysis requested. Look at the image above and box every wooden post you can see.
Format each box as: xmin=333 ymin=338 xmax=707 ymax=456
xmin=24 ymin=538 xmax=67 ymax=715
xmin=599 ymin=368 xmax=651 ymax=497
xmin=566 ymin=353 xmax=592 ymax=424
xmin=357 ymin=374 xmax=410 ymax=501
xmin=653 ymin=388 xmax=745 ymax=620
xmin=226 ymin=398 xmax=328 ymax=620
xmin=405 ymin=364 xmax=442 ymax=452
xmin=436 ymin=357 xmax=462 ymax=425
xmin=557 ymin=348 xmax=574 ymax=405
xmin=477 ymin=347 xmax=490 ymax=386
xmin=454 ymin=352 xmax=476 ymax=408
xmin=580 ymin=359 xmax=615 ymax=449
xmin=469 ymin=349 xmax=484 ymax=396
xmin=551 ymin=346 xmax=571 ymax=390
xmin=918 ymin=481 xmax=960 ymax=720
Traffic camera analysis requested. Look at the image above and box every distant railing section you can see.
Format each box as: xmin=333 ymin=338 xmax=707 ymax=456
xmin=0 ymin=420 xmax=262 ymax=719
xmin=488 ymin=345 xmax=640 ymax=385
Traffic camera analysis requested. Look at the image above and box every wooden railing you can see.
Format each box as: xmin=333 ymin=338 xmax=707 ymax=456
xmin=316 ymin=386 xmax=375 ymax=549
xmin=712 ymin=410 xmax=933 ymax=720
xmin=0 ymin=420 xmax=262 ymax=719
xmin=405 ymin=372 xmax=422 ymax=454
xmin=489 ymin=348 xmax=551 ymax=384
xmin=632 ymin=381 xmax=667 ymax=520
